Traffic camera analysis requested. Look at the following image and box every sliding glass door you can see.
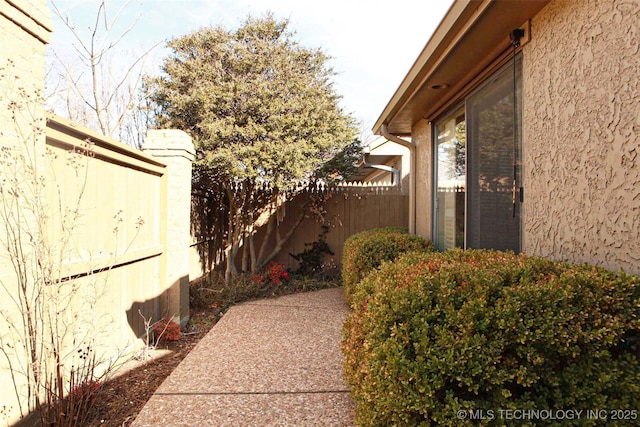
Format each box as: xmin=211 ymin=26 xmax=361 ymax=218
xmin=434 ymin=56 xmax=522 ymax=252
xmin=435 ymin=108 xmax=465 ymax=250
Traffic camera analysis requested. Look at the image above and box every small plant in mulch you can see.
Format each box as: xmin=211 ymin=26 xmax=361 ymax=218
xmin=252 ymin=261 xmax=290 ymax=287
xmin=69 ymin=379 xmax=101 ymax=406
xmin=151 ymin=317 xmax=181 ymax=342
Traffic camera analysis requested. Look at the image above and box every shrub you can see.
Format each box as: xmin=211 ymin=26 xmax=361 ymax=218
xmin=189 ymin=275 xmax=220 ymax=309
xmin=342 ymin=249 xmax=640 ymax=426
xmin=342 ymin=227 xmax=434 ymax=304
xmin=152 ymin=317 xmax=181 ymax=342
xmin=253 ymin=261 xmax=290 ymax=287
xmin=190 ymin=272 xmax=271 ymax=310
xmin=189 ymin=265 xmax=341 ymax=312
xmin=287 ymin=274 xmax=342 ymax=292
xmin=69 ymin=379 xmax=101 ymax=406
xmin=290 ymin=225 xmax=335 ymax=277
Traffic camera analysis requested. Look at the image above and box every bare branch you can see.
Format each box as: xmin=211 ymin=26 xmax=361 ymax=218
xmin=47 ymin=0 xmax=158 ymax=144
xmin=99 ymin=0 xmax=142 ymax=55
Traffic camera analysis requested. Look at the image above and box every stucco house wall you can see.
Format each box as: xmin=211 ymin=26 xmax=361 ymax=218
xmin=413 ymin=120 xmax=433 ymax=239
xmin=522 ymin=0 xmax=640 ymax=273
xmin=402 ymin=0 xmax=639 ymax=275
xmin=0 ymin=2 xmax=52 ymax=423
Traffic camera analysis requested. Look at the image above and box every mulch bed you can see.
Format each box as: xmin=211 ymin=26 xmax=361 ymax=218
xmin=84 ymin=308 xmax=220 ymax=426
xmin=83 ymin=278 xmax=340 ymax=426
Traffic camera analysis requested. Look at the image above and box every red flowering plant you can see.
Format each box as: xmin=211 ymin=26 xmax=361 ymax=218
xmin=69 ymin=379 xmax=101 ymax=406
xmin=152 ymin=316 xmax=181 ymax=342
xmin=251 ymin=273 xmax=266 ymax=285
xmin=252 ymin=261 xmax=290 ymax=287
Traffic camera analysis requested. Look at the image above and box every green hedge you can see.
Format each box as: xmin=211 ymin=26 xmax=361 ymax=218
xmin=342 ymin=249 xmax=640 ymax=426
xmin=342 ymin=227 xmax=434 ymax=304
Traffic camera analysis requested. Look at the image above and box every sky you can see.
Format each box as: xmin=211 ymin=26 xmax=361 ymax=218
xmin=46 ymin=0 xmax=453 ymax=142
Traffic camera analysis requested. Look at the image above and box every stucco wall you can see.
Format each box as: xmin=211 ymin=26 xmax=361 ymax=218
xmin=0 ymin=1 xmax=52 ymax=424
xmin=0 ymin=0 xmax=52 ymax=140
xmin=413 ymin=119 xmax=433 ymax=240
xmin=523 ymin=0 xmax=640 ymax=273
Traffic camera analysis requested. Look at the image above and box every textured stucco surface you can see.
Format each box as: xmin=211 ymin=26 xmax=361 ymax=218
xmin=523 ymin=0 xmax=640 ymax=273
xmin=414 ymin=120 xmax=434 ymax=240
xmin=0 ymin=1 xmax=52 ymax=424
xmin=143 ymin=130 xmax=195 ymax=326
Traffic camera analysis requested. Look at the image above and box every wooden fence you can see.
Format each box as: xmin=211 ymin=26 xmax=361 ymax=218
xmin=0 ymin=112 xmax=195 ymax=424
xmin=44 ymin=115 xmax=169 ymax=348
xmin=0 ymin=4 xmax=196 ymax=422
xmin=189 ymin=183 xmax=409 ymax=278
xmin=265 ymin=184 xmax=409 ymax=272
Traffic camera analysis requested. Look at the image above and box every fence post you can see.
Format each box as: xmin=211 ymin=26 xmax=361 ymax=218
xmin=142 ymin=130 xmax=195 ymax=327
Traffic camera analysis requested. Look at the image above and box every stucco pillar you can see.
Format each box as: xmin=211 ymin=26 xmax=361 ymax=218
xmin=143 ymin=130 xmax=195 ymax=327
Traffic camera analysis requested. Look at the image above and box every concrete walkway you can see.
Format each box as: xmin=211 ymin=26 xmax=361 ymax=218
xmin=132 ymin=287 xmax=355 ymax=426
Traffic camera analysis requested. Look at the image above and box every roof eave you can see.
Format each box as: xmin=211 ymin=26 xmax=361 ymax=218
xmin=373 ymin=0 xmax=479 ymax=136
xmin=373 ymin=0 xmax=551 ymax=136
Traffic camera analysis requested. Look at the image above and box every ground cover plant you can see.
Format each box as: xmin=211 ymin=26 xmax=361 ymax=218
xmin=342 ymin=249 xmax=640 ymax=426
xmin=342 ymin=227 xmax=434 ymax=304
xmin=191 ymin=263 xmax=341 ymax=311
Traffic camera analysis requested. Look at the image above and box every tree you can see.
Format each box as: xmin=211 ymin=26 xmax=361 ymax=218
xmin=147 ymin=14 xmax=360 ymax=280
